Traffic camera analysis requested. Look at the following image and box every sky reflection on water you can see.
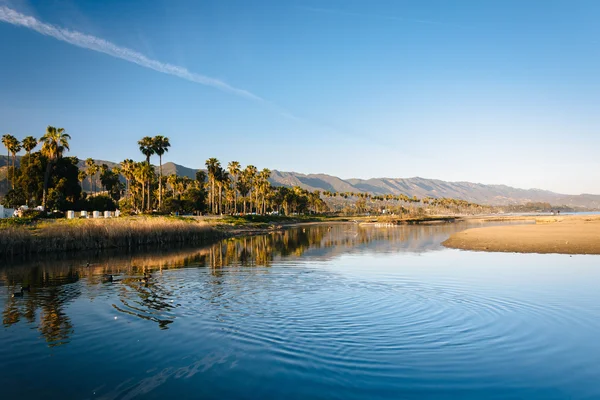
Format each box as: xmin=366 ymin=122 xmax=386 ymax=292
xmin=1 ymin=222 xmax=599 ymax=399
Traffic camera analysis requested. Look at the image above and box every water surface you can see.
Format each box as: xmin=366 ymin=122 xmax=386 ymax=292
xmin=2 ymin=222 xmax=600 ymax=399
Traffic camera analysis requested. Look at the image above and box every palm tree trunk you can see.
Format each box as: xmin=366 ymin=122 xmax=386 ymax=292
xmin=234 ymin=188 xmax=237 ymax=214
xmin=41 ymin=160 xmax=53 ymax=210
xmin=25 ymin=151 xmax=31 ymax=205
xmin=211 ymin=178 xmax=215 ymax=214
xmin=5 ymin=149 xmax=8 ymax=190
xmin=159 ymin=155 xmax=163 ymax=211
xmin=218 ymin=184 xmax=222 ymax=215
xmin=11 ymin=153 xmax=15 ymax=189
xmin=141 ymin=182 xmax=145 ymax=212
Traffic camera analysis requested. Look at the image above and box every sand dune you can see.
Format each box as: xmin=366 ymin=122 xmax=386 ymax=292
xmin=443 ymin=215 xmax=600 ymax=255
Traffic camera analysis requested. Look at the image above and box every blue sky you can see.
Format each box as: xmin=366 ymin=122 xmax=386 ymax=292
xmin=1 ymin=0 xmax=599 ymax=195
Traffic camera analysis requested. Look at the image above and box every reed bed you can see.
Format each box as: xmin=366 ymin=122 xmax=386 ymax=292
xmin=0 ymin=216 xmax=222 ymax=256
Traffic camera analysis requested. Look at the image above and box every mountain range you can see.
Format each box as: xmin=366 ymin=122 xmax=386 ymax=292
xmin=2 ymin=156 xmax=599 ymax=209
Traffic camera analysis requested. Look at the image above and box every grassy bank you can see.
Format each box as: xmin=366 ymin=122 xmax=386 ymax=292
xmin=0 ymin=216 xmax=220 ymax=257
xmin=0 ymin=213 xmax=470 ymax=258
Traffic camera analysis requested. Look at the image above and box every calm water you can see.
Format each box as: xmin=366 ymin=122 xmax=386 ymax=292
xmin=2 ymin=222 xmax=600 ymax=399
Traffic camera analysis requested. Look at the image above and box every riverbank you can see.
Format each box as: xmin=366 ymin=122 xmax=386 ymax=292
xmin=0 ymin=216 xmax=220 ymax=257
xmin=0 ymin=214 xmax=353 ymax=257
xmin=3 ymin=212 xmax=577 ymax=258
xmin=0 ymin=213 xmax=464 ymax=257
xmin=443 ymin=215 xmax=600 ymax=255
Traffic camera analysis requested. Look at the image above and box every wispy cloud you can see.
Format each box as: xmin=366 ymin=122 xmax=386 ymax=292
xmin=0 ymin=5 xmax=262 ymax=101
xmin=299 ymin=6 xmax=468 ymax=29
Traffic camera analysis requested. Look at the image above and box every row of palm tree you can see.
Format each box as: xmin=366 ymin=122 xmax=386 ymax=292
xmin=137 ymin=135 xmax=170 ymax=211
xmin=3 ymin=128 xmax=491 ymax=216
xmin=204 ymin=158 xmax=272 ymax=215
xmin=2 ymin=128 xmax=71 ymax=209
xmin=2 ymin=134 xmax=37 ymax=189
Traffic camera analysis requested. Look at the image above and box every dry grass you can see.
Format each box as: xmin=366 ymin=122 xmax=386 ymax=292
xmin=0 ymin=216 xmax=221 ymax=256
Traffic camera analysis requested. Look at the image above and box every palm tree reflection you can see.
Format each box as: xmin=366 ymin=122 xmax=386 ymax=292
xmin=2 ymin=222 xmax=475 ymax=345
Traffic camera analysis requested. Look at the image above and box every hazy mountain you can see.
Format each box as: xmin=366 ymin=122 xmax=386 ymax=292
xmin=2 ymin=156 xmax=599 ymax=208
xmin=269 ymin=172 xmax=600 ymax=209
xmin=160 ymin=163 xmax=600 ymax=209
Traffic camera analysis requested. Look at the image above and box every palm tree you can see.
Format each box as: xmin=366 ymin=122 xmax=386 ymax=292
xmin=258 ymin=168 xmax=271 ymax=214
xmin=237 ymin=172 xmax=251 ymax=214
xmin=99 ymin=164 xmax=108 ymax=192
xmin=152 ymin=135 xmax=170 ymax=210
xmin=205 ymin=158 xmax=221 ymax=214
xmin=8 ymin=137 xmax=21 ymax=189
xmin=195 ymin=170 xmax=207 ymax=204
xmin=85 ymin=158 xmax=97 ymax=194
xmin=244 ymin=165 xmax=257 ymax=213
xmin=227 ymin=161 xmax=241 ymax=214
xmin=133 ymin=162 xmax=153 ymax=212
xmin=167 ymin=174 xmax=178 ymax=199
xmin=138 ymin=136 xmax=155 ymax=210
xmin=22 ymin=136 xmax=37 ymax=156
xmin=39 ymin=126 xmax=70 ymax=210
xmin=216 ymin=169 xmax=229 ymax=215
xmin=21 ymin=136 xmax=37 ymax=205
xmin=138 ymin=162 xmax=155 ymax=212
xmin=120 ymin=159 xmax=135 ymax=198
xmin=78 ymin=170 xmax=87 ymax=190
xmin=2 ymin=134 xmax=16 ymax=189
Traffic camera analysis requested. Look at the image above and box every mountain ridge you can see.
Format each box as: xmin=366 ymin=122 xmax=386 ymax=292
xmin=158 ymin=163 xmax=600 ymax=209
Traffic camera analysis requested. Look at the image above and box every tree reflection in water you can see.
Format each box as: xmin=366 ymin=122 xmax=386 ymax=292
xmin=1 ymin=222 xmax=487 ymax=346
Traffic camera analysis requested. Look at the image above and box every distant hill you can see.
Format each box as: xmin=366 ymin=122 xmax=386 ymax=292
xmin=1 ymin=156 xmax=599 ymax=208
xmin=268 ymin=172 xmax=600 ymax=209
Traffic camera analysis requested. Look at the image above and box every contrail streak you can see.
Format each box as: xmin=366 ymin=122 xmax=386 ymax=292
xmin=0 ymin=6 xmax=262 ymax=101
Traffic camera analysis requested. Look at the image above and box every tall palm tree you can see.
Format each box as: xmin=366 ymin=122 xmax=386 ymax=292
xmin=39 ymin=126 xmax=70 ymax=210
xmin=216 ymin=169 xmax=229 ymax=215
xmin=227 ymin=161 xmax=241 ymax=214
xmin=134 ymin=162 xmax=154 ymax=212
xmin=195 ymin=170 xmax=207 ymax=209
xmin=258 ymin=168 xmax=271 ymax=214
xmin=85 ymin=158 xmax=97 ymax=194
xmin=22 ymin=136 xmax=37 ymax=156
xmin=120 ymin=159 xmax=135 ymax=199
xmin=138 ymin=136 xmax=155 ymax=164
xmin=152 ymin=135 xmax=170 ymax=210
xmin=167 ymin=174 xmax=178 ymax=199
xmin=205 ymin=158 xmax=221 ymax=214
xmin=21 ymin=136 xmax=37 ymax=205
xmin=138 ymin=136 xmax=155 ymax=210
xmin=99 ymin=164 xmax=108 ymax=192
xmin=2 ymin=134 xmax=16 ymax=189
xmin=237 ymin=171 xmax=251 ymax=214
xmin=78 ymin=170 xmax=87 ymax=190
xmin=244 ymin=165 xmax=257 ymax=213
xmin=8 ymin=137 xmax=21 ymax=189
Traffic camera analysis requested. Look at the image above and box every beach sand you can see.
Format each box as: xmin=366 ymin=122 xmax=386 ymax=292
xmin=443 ymin=215 xmax=600 ymax=255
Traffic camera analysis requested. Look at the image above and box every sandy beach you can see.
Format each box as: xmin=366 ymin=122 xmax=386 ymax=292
xmin=443 ymin=215 xmax=600 ymax=255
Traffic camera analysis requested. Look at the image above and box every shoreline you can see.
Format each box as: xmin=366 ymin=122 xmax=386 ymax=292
xmin=0 ymin=215 xmax=353 ymax=257
xmin=443 ymin=215 xmax=600 ymax=255
xmin=3 ymin=213 xmax=599 ymax=258
xmin=0 ymin=214 xmax=466 ymax=257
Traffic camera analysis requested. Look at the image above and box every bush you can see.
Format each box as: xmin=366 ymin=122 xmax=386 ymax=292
xmin=84 ymin=195 xmax=117 ymax=212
